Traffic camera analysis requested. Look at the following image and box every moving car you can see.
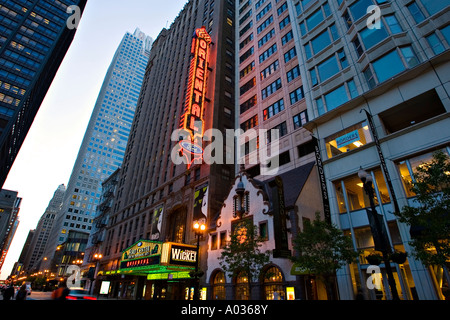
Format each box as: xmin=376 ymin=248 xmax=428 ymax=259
xmin=66 ymin=288 xmax=97 ymax=300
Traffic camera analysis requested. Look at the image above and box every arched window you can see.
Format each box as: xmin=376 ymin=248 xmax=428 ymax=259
xmin=235 ymin=270 xmax=250 ymax=300
xmin=212 ymin=271 xmax=226 ymax=300
xmin=263 ymin=266 xmax=285 ymax=300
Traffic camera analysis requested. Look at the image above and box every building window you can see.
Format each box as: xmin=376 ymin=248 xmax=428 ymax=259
xmin=240 ymin=61 xmax=255 ymax=78
xmin=240 ymin=95 xmax=257 ymax=114
xmin=211 ymin=233 xmax=218 ymax=250
xmin=260 ymin=60 xmax=279 ymax=80
xmin=257 ymin=15 xmax=273 ymax=34
xmin=419 ymin=0 xmax=449 ymax=16
xmin=220 ymin=231 xmax=227 ymax=249
xmin=241 ymin=114 xmax=259 ymax=132
xmin=279 ymin=15 xmax=290 ymax=30
xmin=333 ymin=168 xmax=391 ymax=214
xmin=212 ymin=272 xmax=226 ymax=300
xmin=297 ymin=140 xmax=315 ymax=158
xmin=259 ymin=43 xmax=277 ymax=63
xmin=396 ymin=148 xmax=450 ymax=198
xmin=289 ymin=86 xmax=304 ymax=104
xmin=266 ymin=121 xmax=288 ymax=144
xmin=235 ymin=270 xmax=250 ymax=300
xmin=240 ymin=77 xmax=256 ymax=96
xmin=258 ymin=29 xmax=275 ymax=48
xmin=426 ymin=33 xmax=445 ymax=55
xmin=263 ymin=98 xmax=284 ymax=120
xmin=308 ymin=24 xmax=339 ymax=56
xmin=316 ymin=80 xmax=358 ymax=115
xmin=281 ymin=30 xmax=293 ymax=45
xmin=293 ymin=111 xmax=308 ymax=129
xmin=284 ymin=46 xmax=297 ymax=63
xmin=325 ymin=121 xmax=373 ymax=159
xmin=407 ymin=2 xmax=426 ymax=24
xmin=261 ymin=78 xmax=282 ymax=100
xmin=286 ymin=65 xmax=300 ymax=82
xmin=263 ymin=266 xmax=284 ymax=300
xmin=370 ymin=47 xmax=419 ymax=84
xmin=259 ymin=221 xmax=268 ymax=240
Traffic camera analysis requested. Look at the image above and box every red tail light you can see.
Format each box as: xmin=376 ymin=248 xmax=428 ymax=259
xmin=66 ymin=296 xmax=77 ymax=300
xmin=83 ymin=296 xmax=97 ymax=300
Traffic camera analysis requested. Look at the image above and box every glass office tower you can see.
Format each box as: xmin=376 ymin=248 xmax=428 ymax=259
xmin=43 ymin=29 xmax=152 ymax=277
xmin=0 ymin=0 xmax=88 ymax=188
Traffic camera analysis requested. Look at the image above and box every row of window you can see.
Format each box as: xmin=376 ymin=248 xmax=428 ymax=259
xmin=334 ymin=148 xmax=450 ymax=214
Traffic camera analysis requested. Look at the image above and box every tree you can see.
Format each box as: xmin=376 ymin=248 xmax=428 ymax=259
xmin=291 ymin=212 xmax=358 ymax=300
xmin=218 ymin=218 xmax=271 ymax=299
xmin=395 ymin=150 xmax=450 ymax=293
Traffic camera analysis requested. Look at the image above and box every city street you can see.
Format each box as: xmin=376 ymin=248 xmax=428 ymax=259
xmin=28 ymin=291 xmax=52 ymax=300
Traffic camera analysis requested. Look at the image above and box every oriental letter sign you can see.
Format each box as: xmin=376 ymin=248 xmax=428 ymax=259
xmin=179 ymin=27 xmax=212 ymax=168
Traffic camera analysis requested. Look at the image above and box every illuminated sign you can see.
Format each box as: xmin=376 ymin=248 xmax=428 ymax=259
xmin=179 ymin=27 xmax=212 ymax=167
xmin=120 ymin=256 xmax=160 ymax=269
xmin=336 ymin=130 xmax=360 ymax=149
xmin=121 ymin=240 xmax=162 ymax=261
xmin=161 ymin=242 xmax=198 ymax=267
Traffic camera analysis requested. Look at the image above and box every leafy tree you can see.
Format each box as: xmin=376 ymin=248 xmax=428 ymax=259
xmin=218 ymin=218 xmax=271 ymax=299
xmin=291 ymin=212 xmax=358 ymax=300
xmin=395 ymin=150 xmax=450 ymax=290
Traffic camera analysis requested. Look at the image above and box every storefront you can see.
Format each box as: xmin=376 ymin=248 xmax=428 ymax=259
xmin=101 ymin=240 xmax=199 ymax=300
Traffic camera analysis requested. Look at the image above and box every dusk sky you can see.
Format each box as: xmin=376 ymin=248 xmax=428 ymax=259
xmin=1 ymin=0 xmax=189 ymax=280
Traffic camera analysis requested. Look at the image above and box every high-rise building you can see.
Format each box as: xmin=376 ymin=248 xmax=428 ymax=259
xmin=43 ymin=29 xmax=153 ymax=276
xmin=21 ymin=184 xmax=65 ymax=273
xmin=96 ymin=0 xmax=237 ymax=300
xmin=291 ymin=0 xmax=450 ymax=300
xmin=237 ymin=0 xmax=316 ymax=178
xmin=0 ymin=189 xmax=21 ymax=272
xmin=0 ymin=0 xmax=88 ymax=188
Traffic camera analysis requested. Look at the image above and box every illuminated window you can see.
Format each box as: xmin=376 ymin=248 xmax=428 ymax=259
xmin=333 ymin=168 xmax=391 ymax=214
xmin=396 ymin=149 xmax=450 ymax=198
xmin=325 ymin=121 xmax=373 ymax=158
xmin=212 ymin=272 xmax=226 ymax=300
xmin=263 ymin=266 xmax=284 ymax=300
xmin=235 ymin=270 xmax=250 ymax=300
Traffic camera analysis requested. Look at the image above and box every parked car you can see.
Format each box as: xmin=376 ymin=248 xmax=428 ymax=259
xmin=66 ymin=288 xmax=97 ymax=300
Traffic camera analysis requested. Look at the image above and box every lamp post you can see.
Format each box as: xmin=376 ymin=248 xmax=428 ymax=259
xmin=192 ymin=220 xmax=206 ymax=300
xmin=358 ymin=168 xmax=400 ymax=300
xmin=90 ymin=253 xmax=102 ymax=296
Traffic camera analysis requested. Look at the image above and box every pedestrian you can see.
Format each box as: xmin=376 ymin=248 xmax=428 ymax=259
xmin=2 ymin=283 xmax=15 ymax=300
xmin=355 ymin=289 xmax=365 ymax=300
xmin=52 ymin=281 xmax=70 ymax=300
xmin=15 ymin=284 xmax=27 ymax=300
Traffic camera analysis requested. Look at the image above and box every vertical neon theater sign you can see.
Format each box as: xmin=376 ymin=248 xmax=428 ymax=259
xmin=178 ymin=27 xmax=212 ymax=168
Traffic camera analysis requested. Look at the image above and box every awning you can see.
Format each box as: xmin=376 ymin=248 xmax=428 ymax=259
xmin=290 ymin=263 xmax=310 ymax=276
xmin=113 ymin=240 xmax=198 ymax=279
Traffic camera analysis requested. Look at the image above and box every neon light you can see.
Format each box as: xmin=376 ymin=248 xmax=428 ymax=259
xmin=179 ymin=27 xmax=212 ymax=168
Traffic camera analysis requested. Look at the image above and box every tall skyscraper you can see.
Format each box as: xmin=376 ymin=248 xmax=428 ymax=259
xmin=291 ymin=0 xmax=450 ymax=300
xmin=43 ymin=29 xmax=153 ymax=275
xmin=0 ymin=0 xmax=88 ymax=188
xmin=237 ymin=0 xmax=316 ymax=180
xmin=96 ymin=0 xmax=237 ymax=299
xmin=0 ymin=189 xmax=21 ymax=272
xmin=21 ymin=184 xmax=65 ymax=272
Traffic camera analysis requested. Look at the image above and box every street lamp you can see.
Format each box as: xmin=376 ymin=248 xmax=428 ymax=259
xmin=358 ymin=167 xmax=400 ymax=300
xmin=90 ymin=252 xmax=103 ymax=296
xmin=191 ymin=220 xmax=206 ymax=300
